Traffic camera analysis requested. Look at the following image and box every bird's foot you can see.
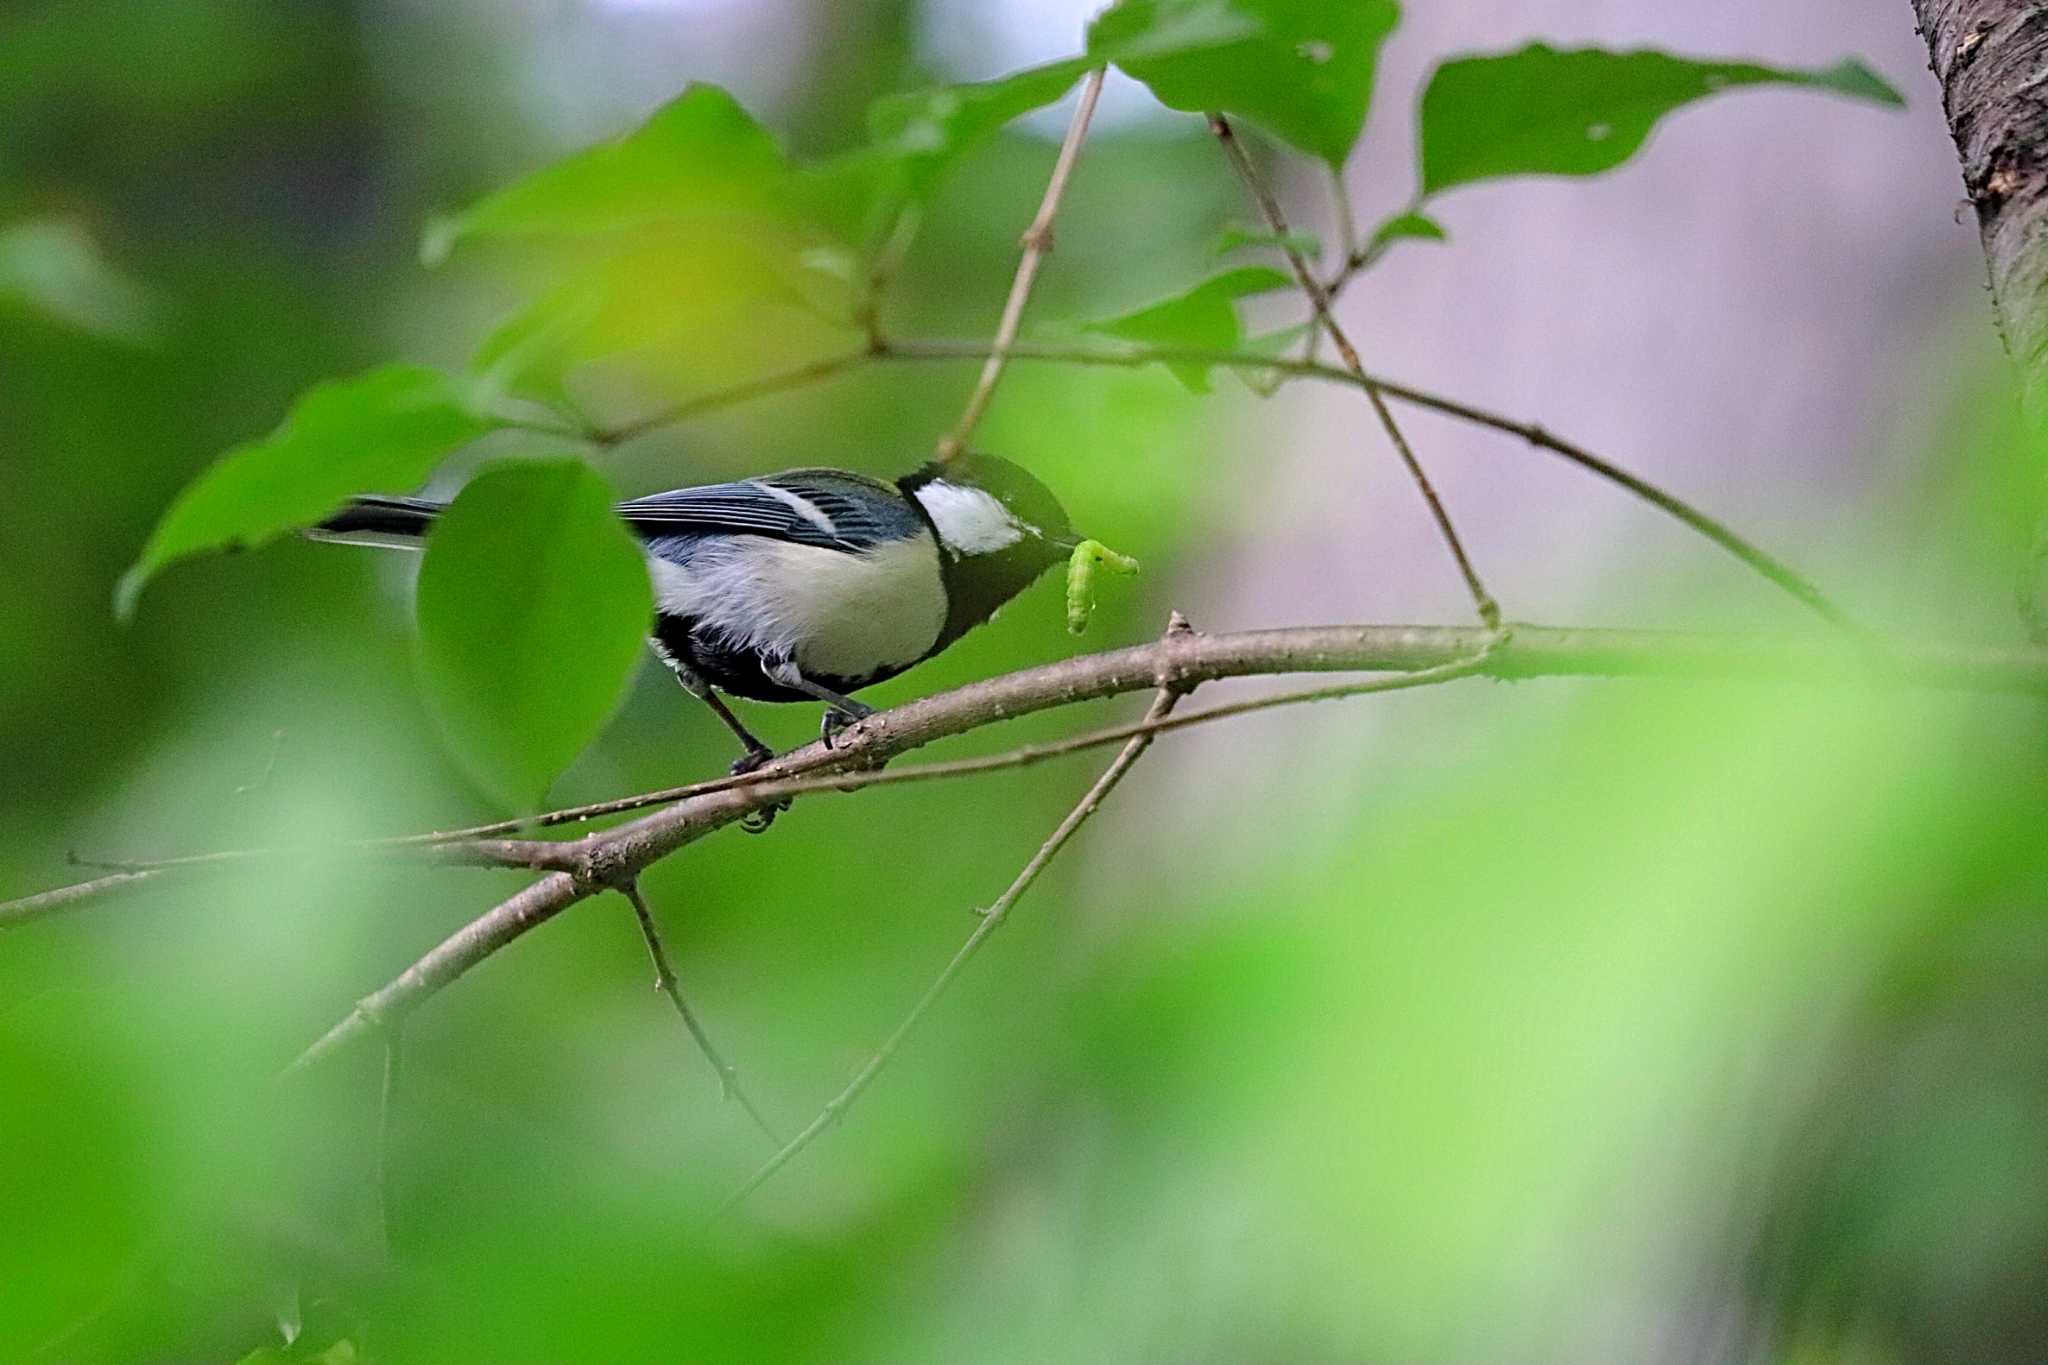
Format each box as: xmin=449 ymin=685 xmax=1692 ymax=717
xmin=818 ymin=700 xmax=876 ymax=750
xmin=730 ymin=747 xmax=788 ymax=833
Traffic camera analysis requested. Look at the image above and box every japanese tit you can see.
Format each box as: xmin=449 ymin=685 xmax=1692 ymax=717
xmin=312 ymin=454 xmax=1079 ymax=775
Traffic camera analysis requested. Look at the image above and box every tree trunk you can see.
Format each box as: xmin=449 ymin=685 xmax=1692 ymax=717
xmin=1913 ymin=2 xmax=2048 ymax=630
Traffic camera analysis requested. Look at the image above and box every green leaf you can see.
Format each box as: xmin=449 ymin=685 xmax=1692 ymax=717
xmin=414 ymin=459 xmax=652 ymax=812
xmin=1419 ymin=47 xmax=1905 ymax=195
xmin=1362 ymin=209 xmax=1446 ymax=253
xmin=0 ymin=218 xmax=161 ymax=345
xmin=1085 ymin=266 xmax=1292 ymax=392
xmin=469 ymin=225 xmax=861 ymax=401
xmin=116 ymin=366 xmax=495 ymax=619
xmin=422 ymin=84 xmax=795 ymax=264
xmin=1088 ymin=0 xmax=1402 ymax=168
xmin=865 ymin=58 xmax=1093 ymax=198
xmin=1084 ymin=0 xmax=1261 ymax=65
xmin=1214 ymin=225 xmax=1322 ymax=258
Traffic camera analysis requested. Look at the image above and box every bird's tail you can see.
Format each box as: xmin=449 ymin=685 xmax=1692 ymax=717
xmin=307 ymin=494 xmax=445 ymax=550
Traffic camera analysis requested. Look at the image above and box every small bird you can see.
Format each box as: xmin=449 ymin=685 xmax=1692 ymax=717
xmin=312 ymin=453 xmax=1078 ymax=781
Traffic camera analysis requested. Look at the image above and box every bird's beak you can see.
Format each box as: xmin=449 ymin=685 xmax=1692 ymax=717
xmin=1049 ymin=534 xmax=1083 ymax=553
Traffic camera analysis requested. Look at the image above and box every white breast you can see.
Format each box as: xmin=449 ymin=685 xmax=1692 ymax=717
xmin=647 ymin=531 xmax=948 ymax=682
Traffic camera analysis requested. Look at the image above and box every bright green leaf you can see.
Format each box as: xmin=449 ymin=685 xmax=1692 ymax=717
xmin=1361 ymin=210 xmax=1447 ymax=260
xmin=469 ymin=224 xmax=861 ymax=402
xmin=0 ymin=218 xmax=161 ymax=345
xmin=1088 ymin=0 xmax=1402 ymax=168
xmin=116 ymin=367 xmax=495 ymax=619
xmin=415 ymin=459 xmax=652 ymax=812
xmin=422 ymin=84 xmax=795 ymax=264
xmin=1419 ymin=47 xmax=1905 ymax=196
xmin=1085 ymin=266 xmax=1292 ymax=392
xmin=1214 ymin=225 xmax=1322 ymax=258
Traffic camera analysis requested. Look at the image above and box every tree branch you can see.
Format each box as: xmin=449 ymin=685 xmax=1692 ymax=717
xmin=1912 ymin=0 xmax=2048 ymax=632
xmin=13 ymin=620 xmax=2048 ymax=938
xmin=1210 ymin=113 xmax=1502 ymax=629
xmin=256 ymin=617 xmax=2048 ymax=1076
xmin=717 ymin=614 xmax=1198 ymax=1215
xmin=933 ymin=65 xmax=1107 ymax=463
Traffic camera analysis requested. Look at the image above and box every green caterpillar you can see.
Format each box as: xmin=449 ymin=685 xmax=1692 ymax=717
xmin=1064 ymin=538 xmax=1140 ymax=635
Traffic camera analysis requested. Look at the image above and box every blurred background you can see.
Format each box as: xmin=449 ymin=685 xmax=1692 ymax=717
xmin=5 ymin=1 xmax=2046 ymax=1361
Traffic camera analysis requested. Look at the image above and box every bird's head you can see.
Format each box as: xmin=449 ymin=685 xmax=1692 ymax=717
xmin=899 ymin=453 xmax=1078 ymax=645
xmin=900 ymin=453 xmax=1077 ymax=565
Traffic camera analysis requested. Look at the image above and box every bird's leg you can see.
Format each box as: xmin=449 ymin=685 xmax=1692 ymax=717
xmin=766 ymin=660 xmax=875 ymax=750
xmin=657 ymin=647 xmax=784 ymax=832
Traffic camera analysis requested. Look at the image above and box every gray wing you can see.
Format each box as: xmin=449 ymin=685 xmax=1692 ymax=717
xmin=617 ymin=469 xmax=923 ymax=551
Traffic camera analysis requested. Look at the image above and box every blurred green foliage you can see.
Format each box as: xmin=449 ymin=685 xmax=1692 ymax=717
xmin=3 ymin=2 xmax=2041 ymax=1363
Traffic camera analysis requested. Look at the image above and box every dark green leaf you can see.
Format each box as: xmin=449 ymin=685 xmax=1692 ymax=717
xmin=1085 ymin=266 xmax=1292 ymax=392
xmin=414 ymin=459 xmax=652 ymax=811
xmin=1419 ymin=47 xmax=1905 ymax=195
xmin=1088 ymin=0 xmax=1402 ymax=168
xmin=422 ymin=84 xmax=794 ymax=264
xmin=1215 ymin=225 xmax=1322 ymax=258
xmin=0 ymin=218 xmax=161 ymax=345
xmin=1363 ymin=210 xmax=1446 ymax=252
xmin=116 ymin=367 xmax=495 ymax=619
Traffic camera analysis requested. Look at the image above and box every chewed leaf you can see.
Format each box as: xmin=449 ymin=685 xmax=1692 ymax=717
xmin=414 ymin=459 xmax=652 ymax=812
xmin=1089 ymin=0 xmax=1402 ymax=168
xmin=116 ymin=366 xmax=497 ymax=619
xmin=1419 ymin=47 xmax=1904 ymax=196
xmin=1085 ymin=266 xmax=1293 ymax=392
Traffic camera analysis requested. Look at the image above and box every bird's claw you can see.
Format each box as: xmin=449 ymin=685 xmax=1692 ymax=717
xmin=818 ymin=701 xmax=875 ymax=750
xmin=729 ymin=748 xmax=788 ymax=833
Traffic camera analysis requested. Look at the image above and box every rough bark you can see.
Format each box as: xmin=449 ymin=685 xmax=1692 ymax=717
xmin=1914 ymin=1 xmax=2048 ymax=627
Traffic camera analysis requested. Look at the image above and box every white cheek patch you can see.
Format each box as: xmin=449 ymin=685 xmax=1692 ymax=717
xmin=913 ymin=480 xmax=1026 ymax=556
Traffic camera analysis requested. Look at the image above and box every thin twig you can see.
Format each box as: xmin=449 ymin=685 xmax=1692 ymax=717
xmin=574 ymin=333 xmax=1856 ymax=629
xmin=1326 ymin=164 xmax=1360 ymax=271
xmin=598 ymin=349 xmax=870 ymax=446
xmin=619 ymin=879 xmax=781 ymax=1144
xmin=933 ymin=66 xmax=1107 ymax=463
xmin=1211 ymin=113 xmax=1501 ymax=629
xmin=716 ymin=615 xmax=1201 ymax=1216
xmin=856 ymin=205 xmax=923 ymax=351
xmin=889 ymin=338 xmax=1859 ymax=629
xmin=1325 ymin=197 xmax=1428 ymax=295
